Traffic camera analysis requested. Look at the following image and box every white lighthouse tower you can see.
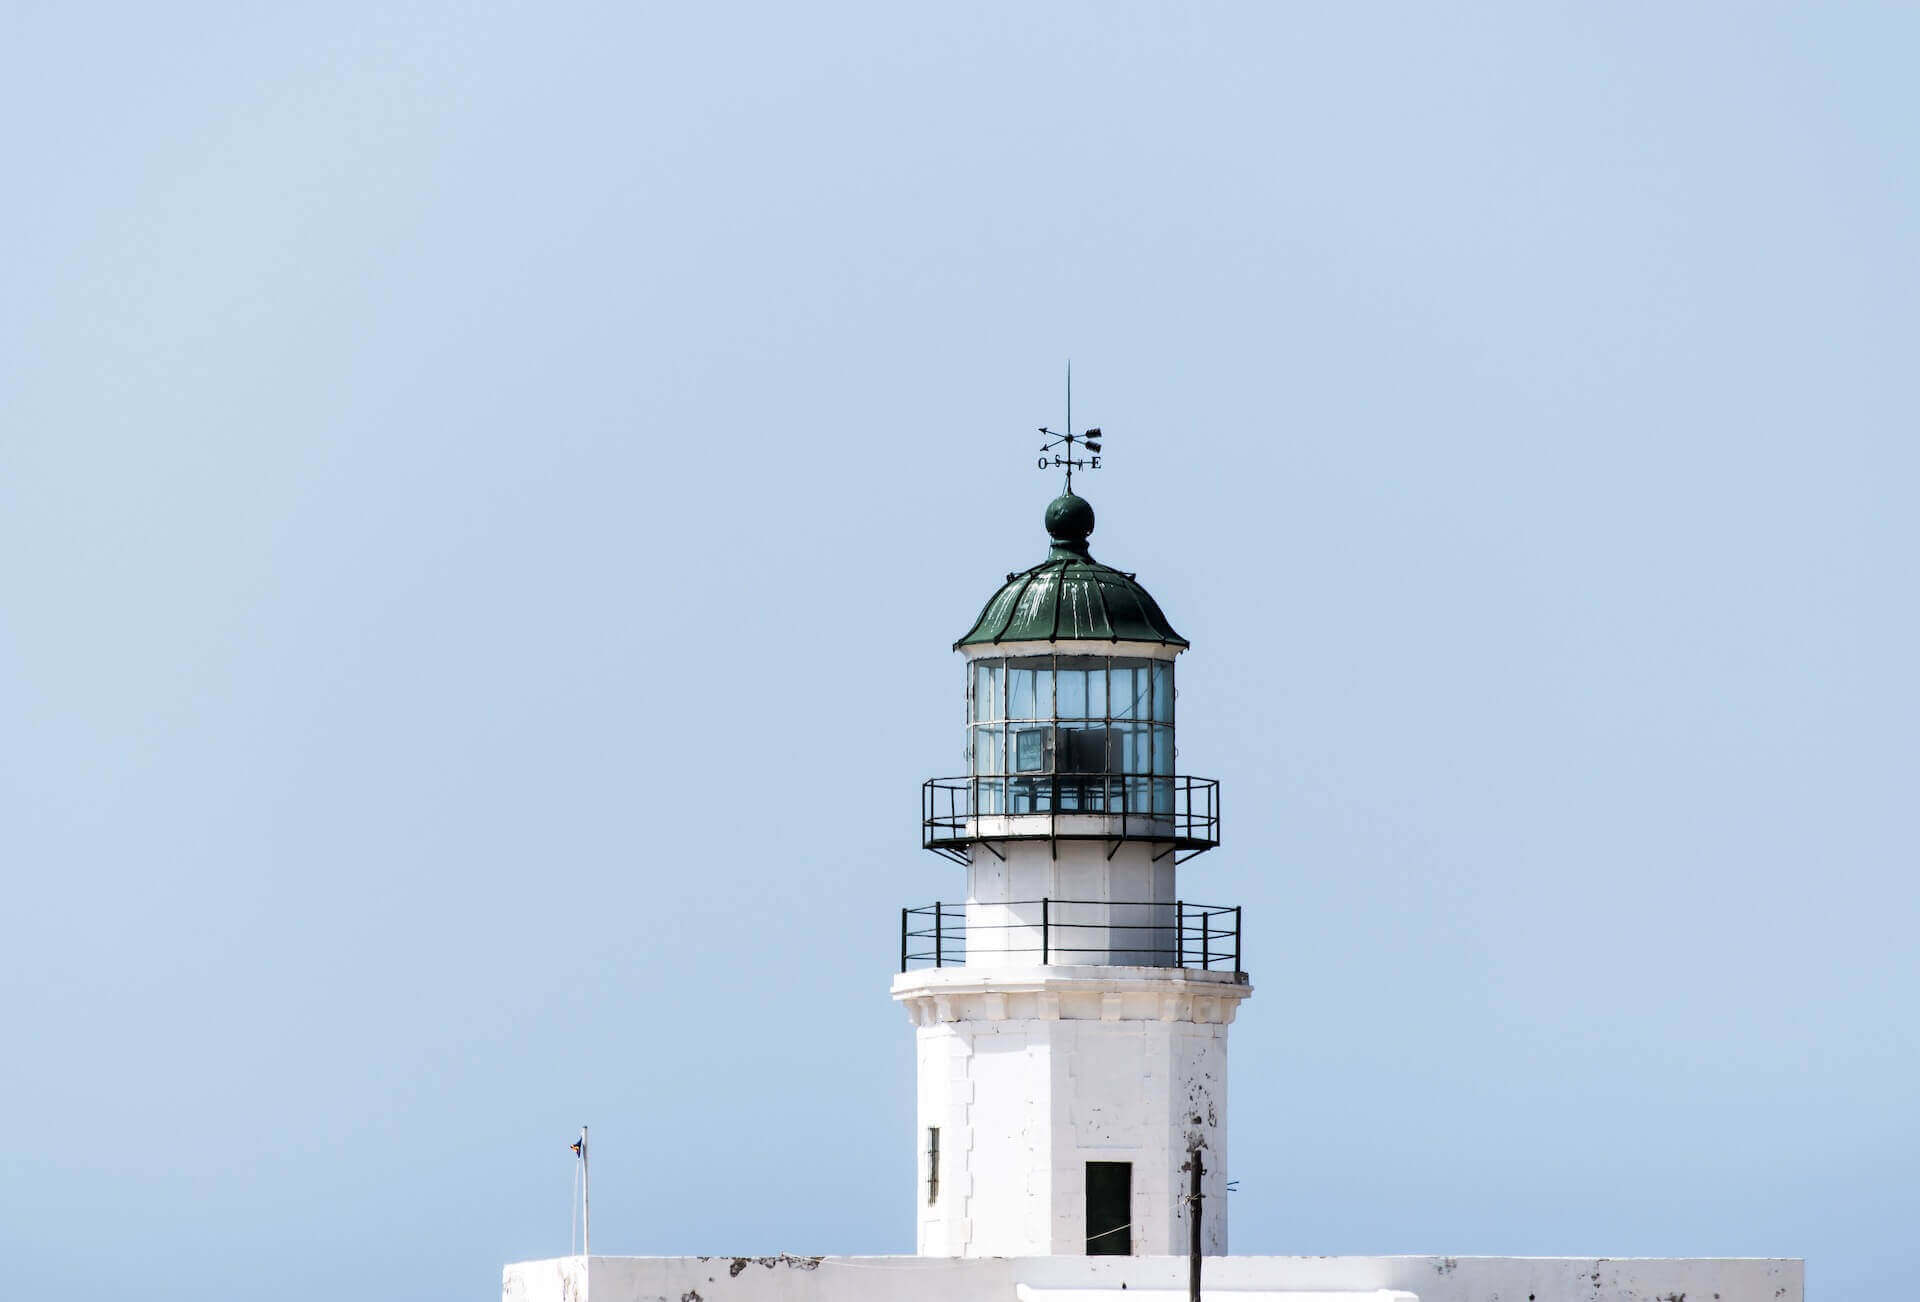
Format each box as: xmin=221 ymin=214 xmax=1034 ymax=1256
xmin=893 ymin=483 xmax=1252 ymax=1259
xmin=499 ymin=435 xmax=1802 ymax=1302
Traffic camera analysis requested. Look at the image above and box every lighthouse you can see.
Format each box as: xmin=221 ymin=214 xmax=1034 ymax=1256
xmin=500 ymin=419 xmax=1802 ymax=1302
xmin=893 ymin=481 xmax=1252 ymax=1259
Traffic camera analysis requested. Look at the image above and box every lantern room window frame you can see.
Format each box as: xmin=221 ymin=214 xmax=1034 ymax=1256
xmin=966 ymin=654 xmax=1176 ymax=817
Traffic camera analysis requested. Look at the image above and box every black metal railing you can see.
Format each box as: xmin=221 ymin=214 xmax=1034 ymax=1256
xmin=921 ymin=775 xmax=1220 ymax=864
xmin=899 ymin=898 xmax=1242 ymax=975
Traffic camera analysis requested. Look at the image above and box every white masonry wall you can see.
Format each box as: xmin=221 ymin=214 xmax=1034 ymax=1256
xmin=965 ymin=841 xmax=1180 ymax=968
xmin=897 ymin=967 xmax=1248 ymax=1257
xmin=504 ymin=1254 xmax=1805 ymax=1302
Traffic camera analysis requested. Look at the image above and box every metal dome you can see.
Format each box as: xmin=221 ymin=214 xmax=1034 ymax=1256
xmin=954 ymin=493 xmax=1188 ymax=650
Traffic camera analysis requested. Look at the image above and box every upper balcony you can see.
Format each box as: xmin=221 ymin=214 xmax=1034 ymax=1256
xmin=900 ymin=897 xmax=1242 ymax=975
xmin=922 ymin=774 xmax=1220 ymax=865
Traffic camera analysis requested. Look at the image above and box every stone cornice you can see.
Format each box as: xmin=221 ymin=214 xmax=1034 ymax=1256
xmin=891 ymin=965 xmax=1252 ymax=1027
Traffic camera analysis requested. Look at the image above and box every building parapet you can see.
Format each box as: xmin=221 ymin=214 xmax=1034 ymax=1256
xmin=504 ymin=1255 xmax=1804 ymax=1302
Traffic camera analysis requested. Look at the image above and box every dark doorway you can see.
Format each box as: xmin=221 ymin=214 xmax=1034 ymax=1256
xmin=1085 ymin=1161 xmax=1132 ymax=1256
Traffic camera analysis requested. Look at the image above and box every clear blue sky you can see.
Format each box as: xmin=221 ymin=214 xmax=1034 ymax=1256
xmin=2 ymin=5 xmax=1914 ymax=1300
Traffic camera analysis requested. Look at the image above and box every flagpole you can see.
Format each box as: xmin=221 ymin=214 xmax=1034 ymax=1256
xmin=581 ymin=1125 xmax=591 ymax=1258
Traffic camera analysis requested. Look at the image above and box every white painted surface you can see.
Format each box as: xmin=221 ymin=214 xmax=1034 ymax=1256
xmin=503 ymin=1256 xmax=586 ymax=1302
xmin=503 ymin=1255 xmax=1802 ymax=1302
xmin=955 ymin=813 xmax=1194 ymax=858
xmin=896 ymin=968 xmax=1250 ymax=1257
xmin=1016 ymin=1289 xmax=1415 ymax=1302
xmin=893 ymin=967 xmax=1250 ymax=1025
xmin=964 ymin=841 xmax=1184 ymax=968
xmin=960 ymin=640 xmax=1185 ymax=663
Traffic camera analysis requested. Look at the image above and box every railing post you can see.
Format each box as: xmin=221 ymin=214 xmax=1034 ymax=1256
xmin=1234 ymin=905 xmax=1242 ymax=978
xmin=901 ymin=907 xmax=909 ymax=972
xmin=1042 ymin=897 xmax=1050 ymax=966
xmin=1176 ymin=899 xmax=1185 ymax=968
xmin=1202 ymin=907 xmax=1210 ymax=970
xmin=934 ymin=901 xmax=943 ymax=969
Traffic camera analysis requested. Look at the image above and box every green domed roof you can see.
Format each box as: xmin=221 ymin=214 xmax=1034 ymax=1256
xmin=955 ymin=493 xmax=1188 ymax=650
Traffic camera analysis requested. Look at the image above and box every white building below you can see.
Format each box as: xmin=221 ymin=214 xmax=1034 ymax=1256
xmin=503 ymin=1254 xmax=1802 ymax=1302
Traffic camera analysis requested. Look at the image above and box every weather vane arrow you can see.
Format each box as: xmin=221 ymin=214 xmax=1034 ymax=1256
xmin=1037 ymin=362 xmax=1104 ymax=493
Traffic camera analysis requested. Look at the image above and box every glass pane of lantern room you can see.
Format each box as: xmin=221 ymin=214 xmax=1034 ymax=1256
xmin=1057 ymin=664 xmax=1087 ymax=718
xmin=1059 ymin=724 xmax=1108 ymax=774
xmin=1109 ymin=722 xmax=1149 ymax=774
xmin=1151 ymin=661 xmax=1174 ymax=722
xmin=1008 ymin=660 xmax=1055 ymax=719
xmin=1008 ymin=666 xmax=1035 ymax=719
xmin=1058 ymin=656 xmax=1105 ymax=719
xmin=1111 ymin=661 xmax=1150 ymax=719
xmin=973 ymin=661 xmax=1001 ymax=722
xmin=973 ymin=727 xmax=1004 ymax=776
xmin=1056 ymin=725 xmax=1107 ymax=811
xmin=1108 ymin=663 xmax=1132 ymax=718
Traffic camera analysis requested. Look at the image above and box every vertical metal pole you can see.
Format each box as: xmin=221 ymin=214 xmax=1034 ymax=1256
xmin=1201 ymin=907 xmax=1210 ymax=970
xmin=1176 ymin=899 xmax=1185 ymax=968
xmin=1042 ymin=897 xmax=1050 ymax=965
xmin=1188 ymin=1146 xmax=1203 ymax=1302
xmin=935 ymin=901 xmax=943 ymax=969
xmin=581 ymin=1125 xmax=590 ymax=1259
xmin=901 ymin=907 xmax=909 ymax=972
xmin=1234 ymin=905 xmax=1243 ymax=978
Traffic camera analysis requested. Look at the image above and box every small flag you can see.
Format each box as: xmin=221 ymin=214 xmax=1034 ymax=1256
xmin=571 ymin=1136 xmax=584 ymax=1157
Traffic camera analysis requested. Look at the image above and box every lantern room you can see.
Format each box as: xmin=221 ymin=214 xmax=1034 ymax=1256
xmin=923 ymin=490 xmax=1219 ymax=864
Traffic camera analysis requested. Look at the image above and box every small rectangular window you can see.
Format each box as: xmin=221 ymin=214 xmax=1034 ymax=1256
xmin=1014 ymin=727 xmax=1050 ymax=772
xmin=927 ymin=1127 xmax=940 ymax=1204
xmin=1086 ymin=1161 xmax=1131 ymax=1255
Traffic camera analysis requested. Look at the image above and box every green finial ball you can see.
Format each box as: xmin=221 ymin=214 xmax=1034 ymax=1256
xmin=1045 ymin=492 xmax=1095 ymax=543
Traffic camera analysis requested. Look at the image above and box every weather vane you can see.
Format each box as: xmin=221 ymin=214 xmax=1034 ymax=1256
xmin=1037 ymin=362 xmax=1103 ymax=494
